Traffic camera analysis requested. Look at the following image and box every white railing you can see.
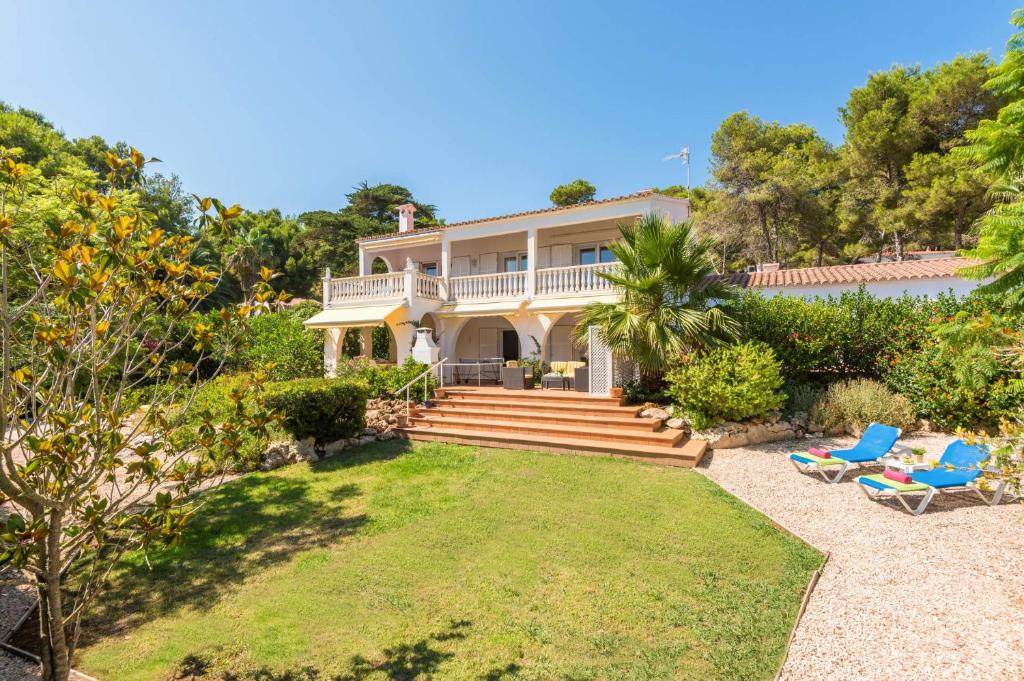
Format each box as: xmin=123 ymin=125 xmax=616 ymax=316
xmin=414 ymin=272 xmax=442 ymax=300
xmin=322 ymin=263 xmax=621 ymax=307
xmin=449 ymin=271 xmax=528 ymax=301
xmin=535 ymin=262 xmax=621 ymax=296
xmin=395 ymin=357 xmax=447 ymax=418
xmin=328 ymin=272 xmax=405 ymax=304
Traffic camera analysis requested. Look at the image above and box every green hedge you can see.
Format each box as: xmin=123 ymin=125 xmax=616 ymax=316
xmin=338 ymin=356 xmax=434 ymax=401
xmin=732 ymin=288 xmax=961 ymax=383
xmin=264 ymin=377 xmax=368 ymax=444
xmin=167 ymin=373 xmax=283 ymax=470
xmin=665 ymin=341 xmax=786 ymax=430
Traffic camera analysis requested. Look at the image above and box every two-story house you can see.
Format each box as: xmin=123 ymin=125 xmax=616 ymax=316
xmin=303 ymin=190 xmax=690 ymax=378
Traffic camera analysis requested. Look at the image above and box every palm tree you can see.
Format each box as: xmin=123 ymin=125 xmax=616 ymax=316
xmin=222 ymin=226 xmax=272 ymax=299
xmin=574 ymin=212 xmax=738 ymax=378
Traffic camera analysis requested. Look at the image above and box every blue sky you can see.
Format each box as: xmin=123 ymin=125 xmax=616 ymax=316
xmin=5 ymin=1 xmax=1018 ymax=222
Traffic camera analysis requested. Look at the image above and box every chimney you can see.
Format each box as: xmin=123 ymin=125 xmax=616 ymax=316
xmin=397 ymin=203 xmax=416 ymax=233
xmin=760 ymin=262 xmax=780 ymax=273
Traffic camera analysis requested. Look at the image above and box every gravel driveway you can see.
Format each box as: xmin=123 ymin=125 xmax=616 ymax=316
xmin=699 ymin=432 xmax=1024 ymax=681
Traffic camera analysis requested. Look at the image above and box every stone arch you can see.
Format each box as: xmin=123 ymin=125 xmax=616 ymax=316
xmin=371 ymin=255 xmax=393 ymax=273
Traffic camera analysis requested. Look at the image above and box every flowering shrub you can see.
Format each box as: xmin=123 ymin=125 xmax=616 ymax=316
xmin=665 ymin=342 xmax=785 ymax=430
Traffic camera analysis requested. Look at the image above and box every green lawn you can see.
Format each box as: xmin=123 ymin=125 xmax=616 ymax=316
xmin=76 ymin=441 xmax=822 ymax=681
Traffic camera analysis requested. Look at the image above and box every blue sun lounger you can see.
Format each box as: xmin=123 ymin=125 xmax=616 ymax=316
xmin=855 ymin=439 xmax=1005 ymax=515
xmin=789 ymin=422 xmax=901 ymax=484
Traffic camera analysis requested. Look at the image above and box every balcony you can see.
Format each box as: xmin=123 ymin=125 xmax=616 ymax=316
xmin=322 ymin=263 xmax=622 ymax=308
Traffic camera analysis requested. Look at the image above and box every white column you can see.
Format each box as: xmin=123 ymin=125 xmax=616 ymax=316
xmin=358 ymin=248 xmax=370 ymax=276
xmin=323 ymin=327 xmax=340 ymax=377
xmin=403 ymin=257 xmax=416 ymax=305
xmin=440 ymin=237 xmax=451 ymax=302
xmin=360 ymin=326 xmax=374 ymax=359
xmin=526 ymin=227 xmax=537 ymax=298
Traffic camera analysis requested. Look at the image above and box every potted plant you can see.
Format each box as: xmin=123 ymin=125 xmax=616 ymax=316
xmin=609 ymin=386 xmax=623 ymax=398
xmin=911 ymin=447 xmax=927 ymax=464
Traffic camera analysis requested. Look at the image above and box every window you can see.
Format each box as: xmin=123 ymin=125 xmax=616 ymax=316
xmin=421 ymin=262 xmax=438 ymax=276
xmin=599 ymin=246 xmax=617 ymax=263
xmin=578 ymin=247 xmax=597 ymax=266
xmin=502 ymin=252 xmax=528 ymax=272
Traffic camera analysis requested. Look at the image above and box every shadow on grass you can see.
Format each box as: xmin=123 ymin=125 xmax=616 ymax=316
xmin=173 ymin=619 xmax=521 ymax=680
xmin=79 ymin=441 xmax=413 ymax=647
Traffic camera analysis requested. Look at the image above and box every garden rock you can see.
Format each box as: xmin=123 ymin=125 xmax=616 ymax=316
xmin=665 ymin=417 xmax=685 ymax=430
xmin=692 ymin=416 xmax=805 ymax=449
xmin=641 ymin=407 xmax=670 ymax=421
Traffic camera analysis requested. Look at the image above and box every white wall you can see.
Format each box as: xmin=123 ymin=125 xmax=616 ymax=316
xmin=762 ymin=277 xmax=981 ymax=300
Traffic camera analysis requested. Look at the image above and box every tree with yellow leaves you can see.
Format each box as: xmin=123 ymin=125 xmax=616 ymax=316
xmin=0 ymin=145 xmax=286 ymax=681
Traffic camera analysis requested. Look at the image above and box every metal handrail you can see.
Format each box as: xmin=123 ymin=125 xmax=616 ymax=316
xmin=395 ymin=357 xmax=447 ymax=419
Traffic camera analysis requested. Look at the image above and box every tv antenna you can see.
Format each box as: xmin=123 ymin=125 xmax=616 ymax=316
xmin=663 ymin=145 xmax=691 ymax=189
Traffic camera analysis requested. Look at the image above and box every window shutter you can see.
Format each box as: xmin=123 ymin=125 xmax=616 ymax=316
xmin=451 ymin=256 xmax=471 ymax=276
xmin=551 ymin=244 xmax=572 ymax=267
xmin=479 ymin=252 xmax=498 ymax=274
xmin=537 ymin=246 xmax=551 ymax=269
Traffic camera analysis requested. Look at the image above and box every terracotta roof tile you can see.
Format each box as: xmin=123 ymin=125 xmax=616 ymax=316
xmin=356 ymin=190 xmax=671 ymax=243
xmin=714 ymin=257 xmax=975 ymax=288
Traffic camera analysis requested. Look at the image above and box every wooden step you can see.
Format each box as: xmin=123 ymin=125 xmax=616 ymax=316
xmin=409 ymin=414 xmax=682 ymax=446
xmin=423 ymin=406 xmax=659 ymax=431
xmin=429 ymin=398 xmax=642 ymax=418
xmin=396 ymin=426 xmax=707 ymax=468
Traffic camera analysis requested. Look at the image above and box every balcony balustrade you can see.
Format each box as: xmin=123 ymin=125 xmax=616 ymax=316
xmin=322 ymin=263 xmax=622 ymax=307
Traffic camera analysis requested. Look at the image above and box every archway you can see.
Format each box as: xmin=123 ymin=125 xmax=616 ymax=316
xmin=371 ymin=255 xmax=393 ymax=273
xmin=541 ymin=311 xmax=586 ymax=364
xmin=448 ymin=315 xmax=519 ymax=384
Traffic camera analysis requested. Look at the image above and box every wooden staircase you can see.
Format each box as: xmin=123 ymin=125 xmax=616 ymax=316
xmin=397 ymin=387 xmax=707 ymax=468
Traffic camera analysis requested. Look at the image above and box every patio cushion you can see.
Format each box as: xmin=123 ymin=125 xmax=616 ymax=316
xmin=858 ymin=474 xmax=929 ymax=493
xmin=549 ymin=361 xmax=585 ymax=377
xmin=790 ymin=453 xmax=848 ymax=466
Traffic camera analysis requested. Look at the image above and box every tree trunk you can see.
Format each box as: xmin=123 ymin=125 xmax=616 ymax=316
xmin=953 ymin=206 xmax=966 ymax=251
xmin=38 ymin=514 xmax=70 ymax=681
xmin=815 ymin=242 xmax=824 ymax=267
xmin=757 ymin=207 xmax=773 ymax=263
xmin=893 ymin=231 xmax=905 ymax=261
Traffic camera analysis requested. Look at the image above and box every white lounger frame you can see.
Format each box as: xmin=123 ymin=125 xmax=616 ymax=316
xmin=789 ymin=457 xmax=881 ymax=484
xmin=857 ymin=478 xmax=1008 ymax=516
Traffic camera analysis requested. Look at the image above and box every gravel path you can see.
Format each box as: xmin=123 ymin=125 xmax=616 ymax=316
xmin=699 ymin=432 xmax=1024 ymax=681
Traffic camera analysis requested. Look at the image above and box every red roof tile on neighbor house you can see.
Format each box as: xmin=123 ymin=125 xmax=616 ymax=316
xmin=714 ymin=257 xmax=975 ymax=288
xmin=355 ymin=190 xmax=671 ymax=243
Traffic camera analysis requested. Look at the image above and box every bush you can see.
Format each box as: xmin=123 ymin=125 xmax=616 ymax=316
xmin=883 ymin=342 xmax=1024 ymax=432
xmin=264 ymin=377 xmax=368 ymax=445
xmin=733 ymin=288 xmax=963 ymax=383
xmin=168 ymin=373 xmax=281 ymax=470
xmin=665 ymin=342 xmax=786 ymax=430
xmin=227 ymin=301 xmax=324 ymax=381
xmin=810 ymin=379 xmax=917 ymax=434
xmin=339 ymin=356 xmax=434 ymax=401
xmin=783 ymin=381 xmax=824 ymax=416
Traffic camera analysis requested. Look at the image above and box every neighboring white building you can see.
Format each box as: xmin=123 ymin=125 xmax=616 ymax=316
xmin=715 ymin=258 xmax=980 ymax=300
xmin=303 ymin=190 xmax=982 ymax=376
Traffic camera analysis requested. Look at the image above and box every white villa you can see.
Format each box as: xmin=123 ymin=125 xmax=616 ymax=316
xmin=303 ymin=190 xmax=690 ymax=379
xmin=302 ymin=190 xmax=981 ymax=381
